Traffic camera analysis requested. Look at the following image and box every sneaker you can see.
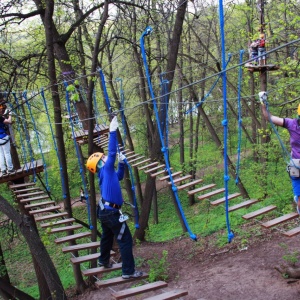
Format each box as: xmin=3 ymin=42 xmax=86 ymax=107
xmin=122 ymin=271 xmax=143 ymax=279
xmin=294 ymin=196 xmax=300 ymax=215
xmin=8 ymin=169 xmax=15 ymax=174
xmin=2 ymin=170 xmax=7 ymax=176
xmin=98 ymin=262 xmax=113 ymax=268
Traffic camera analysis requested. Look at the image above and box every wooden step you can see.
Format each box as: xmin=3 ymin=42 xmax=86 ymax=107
xmin=127 ymin=156 xmax=145 ymax=164
xmin=24 ymin=201 xmax=55 ymax=209
xmin=126 ymin=153 xmax=139 ymax=160
xmin=13 ymin=187 xmax=42 ymax=194
xmin=151 ymin=168 xmax=173 ymax=178
xmin=29 ymin=205 xmax=61 ymax=215
xmin=123 ymin=151 xmax=135 ymax=156
xmin=168 ymin=175 xmax=192 ymax=185
xmin=177 ymin=178 xmax=203 ymax=190
xmin=111 ymin=281 xmax=168 ymax=300
xmin=55 ymin=232 xmax=91 ymax=244
xmin=159 ymin=171 xmax=182 ymax=181
xmin=131 ymin=158 xmax=151 ymax=167
xmin=16 ymin=191 xmax=45 ymax=198
xmin=210 ymin=192 xmax=242 ymax=206
xmin=228 ymin=199 xmax=259 ymax=212
xmin=242 ymin=205 xmax=277 ymax=220
xmin=144 ymin=289 xmax=189 ymax=300
xmin=70 ymin=250 xmax=115 ymax=265
xmin=9 ymin=182 xmax=36 ymax=189
xmin=41 ymin=218 xmax=75 ymax=228
xmin=138 ymin=162 xmax=158 ymax=171
xmin=197 ymin=188 xmax=225 ymax=201
xmin=96 ymin=273 xmax=149 ymax=288
xmin=35 ymin=212 xmax=68 ymax=222
xmin=283 ymin=227 xmax=300 ymax=237
xmin=50 ymin=224 xmax=83 ymax=233
xmin=187 ymin=183 xmax=216 ymax=196
xmin=82 ymin=262 xmax=122 ymax=276
xmin=261 ymin=212 xmax=299 ymax=228
xmin=20 ymin=195 xmax=50 ymax=203
xmin=62 ymin=241 xmax=99 ymax=253
xmin=144 ymin=165 xmax=165 ymax=174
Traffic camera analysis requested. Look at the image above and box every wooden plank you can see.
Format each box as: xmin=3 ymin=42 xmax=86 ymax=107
xmin=126 ymin=153 xmax=139 ymax=160
xmin=242 ymin=205 xmax=277 ymax=220
xmin=55 ymin=232 xmax=91 ymax=244
xmin=28 ymin=205 xmax=61 ymax=215
xmin=210 ymin=192 xmax=242 ymax=206
xmin=35 ymin=212 xmax=68 ymax=222
xmin=177 ymin=179 xmax=203 ymax=190
xmin=167 ymin=175 xmax=192 ymax=185
xmin=50 ymin=224 xmax=83 ymax=233
xmin=159 ymin=171 xmax=182 ymax=181
xmin=62 ymin=241 xmax=99 ymax=253
xmin=82 ymin=262 xmax=122 ymax=276
xmin=283 ymin=227 xmax=300 ymax=237
xmin=144 ymin=289 xmax=188 ymax=300
xmin=9 ymin=182 xmax=36 ymax=189
xmin=25 ymin=201 xmax=55 ymax=209
xmin=197 ymin=188 xmax=225 ymax=201
xmin=71 ymin=253 xmax=100 ymax=264
xmin=41 ymin=218 xmax=75 ymax=228
xmin=151 ymin=168 xmax=173 ymax=178
xmin=111 ymin=281 xmax=168 ymax=300
xmin=20 ymin=195 xmax=50 ymax=203
xmin=138 ymin=162 xmax=158 ymax=171
xmin=228 ymin=199 xmax=259 ymax=212
xmin=131 ymin=158 xmax=151 ymax=167
xmin=127 ymin=156 xmax=145 ymax=164
xmin=16 ymin=191 xmax=45 ymax=198
xmin=13 ymin=187 xmax=41 ymax=194
xmin=261 ymin=212 xmax=299 ymax=228
xmin=96 ymin=273 xmax=149 ymax=288
xmin=187 ymin=184 xmax=216 ymax=196
xmin=144 ymin=165 xmax=165 ymax=174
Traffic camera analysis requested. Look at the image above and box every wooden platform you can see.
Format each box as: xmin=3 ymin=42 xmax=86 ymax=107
xmin=0 ymin=159 xmax=44 ymax=184
xmin=72 ymin=124 xmax=109 ymax=145
xmin=245 ymin=63 xmax=280 ymax=73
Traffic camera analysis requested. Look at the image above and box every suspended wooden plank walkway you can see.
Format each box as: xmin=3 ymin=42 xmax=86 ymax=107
xmin=73 ymin=124 xmax=109 ymax=145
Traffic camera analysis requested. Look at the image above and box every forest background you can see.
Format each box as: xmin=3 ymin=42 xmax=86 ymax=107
xmin=0 ymin=0 xmax=300 ymax=299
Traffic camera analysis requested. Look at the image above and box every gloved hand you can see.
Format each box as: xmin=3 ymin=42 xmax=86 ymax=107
xmin=117 ymin=152 xmax=126 ymax=164
xmin=258 ymin=91 xmax=267 ymax=104
xmin=109 ymin=116 xmax=118 ymax=132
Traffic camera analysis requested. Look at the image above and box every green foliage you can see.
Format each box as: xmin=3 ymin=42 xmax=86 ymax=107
xmin=279 ymin=243 xmax=299 ymax=266
xmin=147 ymin=250 xmax=169 ymax=282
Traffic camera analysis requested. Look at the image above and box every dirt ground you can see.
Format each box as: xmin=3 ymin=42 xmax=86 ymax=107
xmin=67 ymin=218 xmax=300 ymax=300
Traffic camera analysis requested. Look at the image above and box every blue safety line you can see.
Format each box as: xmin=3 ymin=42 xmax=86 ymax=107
xmin=185 ymin=54 xmax=232 ymax=115
xmin=140 ymin=26 xmax=197 ymax=241
xmin=159 ymin=74 xmax=169 ymax=153
xmin=116 ymin=78 xmax=127 ymax=145
xmin=235 ymin=50 xmax=245 ymax=184
xmin=64 ymin=82 xmax=93 ymax=229
xmin=23 ymin=91 xmax=49 ymax=190
xmin=98 ymin=70 xmax=140 ymax=228
xmin=219 ymin=1 xmax=234 ymax=243
xmin=12 ymin=93 xmax=29 ymax=170
xmin=41 ymin=89 xmax=66 ymax=197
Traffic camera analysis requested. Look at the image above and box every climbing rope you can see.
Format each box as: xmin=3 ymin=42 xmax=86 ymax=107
xmin=140 ymin=26 xmax=197 ymax=241
xmin=218 ymin=0 xmax=234 ymax=243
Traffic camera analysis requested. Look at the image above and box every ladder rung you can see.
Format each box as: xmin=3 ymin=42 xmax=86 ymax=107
xmin=50 ymin=224 xmax=83 ymax=233
xmin=126 ymin=153 xmax=139 ymax=160
xmin=29 ymin=205 xmax=61 ymax=215
xmin=228 ymin=199 xmax=259 ymax=212
xmin=127 ymin=156 xmax=145 ymax=164
xmin=9 ymin=182 xmax=36 ymax=189
xmin=188 ymin=184 xmax=216 ymax=196
xmin=13 ymin=187 xmax=41 ymax=194
xmin=144 ymin=289 xmax=189 ymax=300
xmin=261 ymin=212 xmax=298 ymax=228
xmin=210 ymin=192 xmax=242 ymax=206
xmin=20 ymin=195 xmax=50 ymax=203
xmin=16 ymin=191 xmax=45 ymax=198
xmin=62 ymin=241 xmax=99 ymax=253
xmin=150 ymin=168 xmax=173 ymax=178
xmin=96 ymin=273 xmax=149 ymax=288
xmin=144 ymin=165 xmax=165 ymax=174
xmin=82 ymin=262 xmax=122 ymax=276
xmin=138 ymin=162 xmax=158 ymax=171
xmin=25 ymin=201 xmax=55 ymax=209
xmin=71 ymin=253 xmax=100 ymax=264
xmin=35 ymin=212 xmax=68 ymax=222
xmin=131 ymin=158 xmax=151 ymax=167
xmin=177 ymin=178 xmax=203 ymax=190
xmin=242 ymin=205 xmax=277 ymax=220
xmin=55 ymin=232 xmax=91 ymax=244
xmin=159 ymin=171 xmax=182 ymax=181
xmin=41 ymin=218 xmax=75 ymax=228
xmin=284 ymin=226 xmax=300 ymax=237
xmin=167 ymin=174 xmax=192 ymax=185
xmin=197 ymin=188 xmax=225 ymax=201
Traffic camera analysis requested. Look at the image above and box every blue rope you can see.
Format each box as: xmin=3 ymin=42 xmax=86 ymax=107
xmin=159 ymin=74 xmax=169 ymax=153
xmin=116 ymin=78 xmax=127 ymax=145
xmin=235 ymin=50 xmax=245 ymax=184
xmin=12 ymin=93 xmax=28 ymax=169
xmin=219 ymin=1 xmax=234 ymax=243
xmin=41 ymin=89 xmax=66 ymax=197
xmin=64 ymin=82 xmax=93 ymax=229
xmin=20 ymin=91 xmax=36 ymax=180
xmin=98 ymin=71 xmax=140 ymax=227
xmin=185 ymin=54 xmax=232 ymax=115
xmin=140 ymin=26 xmax=197 ymax=241
xmin=23 ymin=91 xmax=50 ymax=190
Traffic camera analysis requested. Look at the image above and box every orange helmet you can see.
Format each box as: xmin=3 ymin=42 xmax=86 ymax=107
xmin=298 ymin=104 xmax=300 ymax=117
xmin=86 ymin=152 xmax=104 ymax=173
